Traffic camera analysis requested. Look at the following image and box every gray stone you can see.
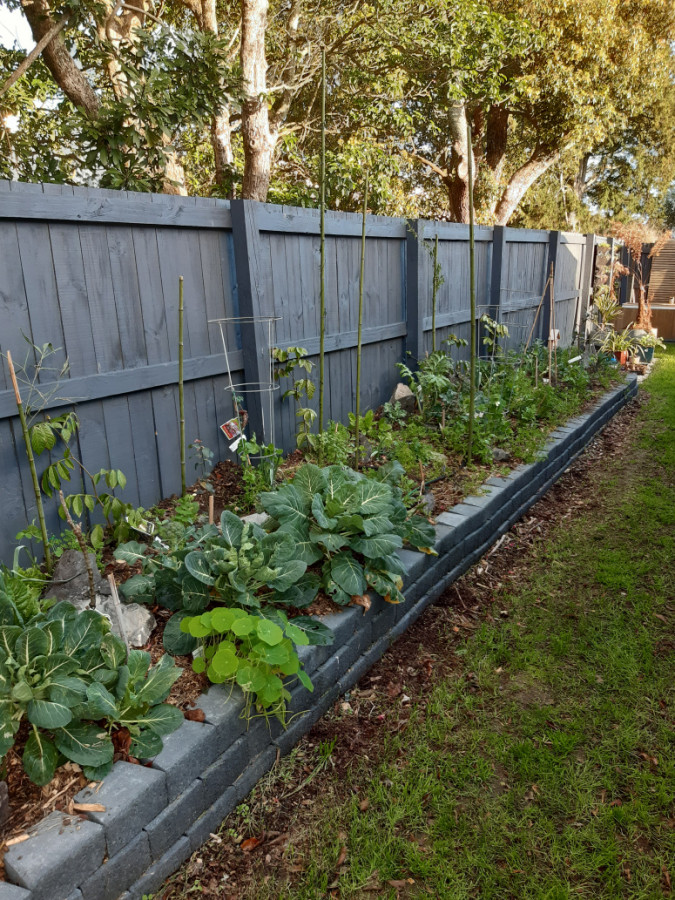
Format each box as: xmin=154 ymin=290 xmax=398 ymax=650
xmin=199 ymin=735 xmax=249 ymax=807
xmin=4 ymin=810 xmax=105 ymax=900
xmin=389 ymin=382 xmax=417 ymax=414
xmin=0 ymin=780 xmax=9 ymax=828
xmin=45 ymin=550 xmax=109 ymax=605
xmin=296 ymin=641 xmax=332 ymax=676
xmin=241 ymin=512 xmax=269 ymax=527
xmin=73 ymin=761 xmax=167 ymax=857
xmin=124 ymin=836 xmax=192 ymax=900
xmin=421 ymin=491 xmax=435 ymax=515
xmin=396 ymin=548 xmax=428 ymax=585
xmin=193 ymin=683 xmax=247 ymax=749
xmin=492 ymin=447 xmax=511 ymax=462
xmin=332 ymin=622 xmax=373 ymax=677
xmin=321 ymin=606 xmax=361 ymax=647
xmin=144 ymin=778 xmax=206 ymax=860
xmin=79 ymin=831 xmax=151 ymax=900
xmin=95 ymin=595 xmax=155 ymax=648
xmin=0 ymin=885 xmax=33 ymax=899
xmin=150 ymin=720 xmax=220 ymax=801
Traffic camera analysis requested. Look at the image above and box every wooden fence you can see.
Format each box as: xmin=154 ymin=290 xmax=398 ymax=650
xmin=0 ymin=180 xmax=596 ymax=562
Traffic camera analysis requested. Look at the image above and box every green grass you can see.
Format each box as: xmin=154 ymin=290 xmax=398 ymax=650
xmin=251 ymin=349 xmax=675 ymax=899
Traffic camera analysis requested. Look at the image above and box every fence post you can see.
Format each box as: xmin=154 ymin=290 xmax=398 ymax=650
xmin=541 ymin=229 xmax=561 ymax=343
xmin=577 ymin=232 xmax=596 ymax=349
xmin=405 ymin=218 xmax=425 ymax=366
xmin=230 ymin=199 xmax=274 ymax=444
xmin=618 ymin=246 xmax=634 ymax=306
xmin=484 ymin=224 xmax=506 ymax=355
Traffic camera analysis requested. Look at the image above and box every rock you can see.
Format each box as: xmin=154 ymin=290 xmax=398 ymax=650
xmin=0 ymin=780 xmax=9 ymax=828
xmin=241 ymin=512 xmax=269 ymax=527
xmin=389 ymin=383 xmax=417 ymax=415
xmin=45 ymin=550 xmax=110 ymax=607
xmin=492 ymin=448 xmax=511 ymax=463
xmin=96 ymin=596 xmax=156 ymax=648
xmin=421 ymin=492 xmax=435 ymax=516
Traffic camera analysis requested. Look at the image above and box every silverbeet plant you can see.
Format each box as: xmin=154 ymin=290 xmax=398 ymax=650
xmin=259 ymin=463 xmax=437 ymax=606
xmin=180 ymin=608 xmax=320 ymax=723
xmin=0 ymin=598 xmax=182 ymax=786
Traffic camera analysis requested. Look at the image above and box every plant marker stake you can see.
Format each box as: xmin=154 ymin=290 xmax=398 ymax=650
xmin=107 ymin=573 xmax=130 ymax=649
xmin=178 ymin=276 xmax=186 ymax=495
xmin=354 ymin=170 xmax=369 ymax=467
xmin=467 ymin=119 xmax=476 ymax=467
xmin=318 ymin=46 xmax=326 ymax=440
xmin=548 ymin=263 xmax=554 ymax=385
xmin=208 ymin=493 xmax=215 ymax=525
xmin=432 ymin=234 xmax=439 ymax=352
xmin=6 ymin=351 xmax=53 ymax=574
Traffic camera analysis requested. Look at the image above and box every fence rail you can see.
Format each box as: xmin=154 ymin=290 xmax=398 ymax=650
xmin=0 ymin=179 xmax=598 ymax=562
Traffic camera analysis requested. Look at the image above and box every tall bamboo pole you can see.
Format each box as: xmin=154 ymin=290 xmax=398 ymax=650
xmin=354 ymin=171 xmax=369 ymax=466
xmin=6 ymin=351 xmax=52 ymax=573
xmin=432 ymin=234 xmax=439 ymax=352
xmin=178 ymin=276 xmax=186 ymax=495
xmin=467 ymin=121 xmax=476 ymax=466
xmin=318 ymin=47 xmax=326 ymax=436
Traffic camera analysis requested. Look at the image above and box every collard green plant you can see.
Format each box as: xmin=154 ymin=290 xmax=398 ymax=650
xmin=259 ymin=463 xmax=436 ymax=606
xmin=180 ymin=607 xmax=321 ymax=722
xmin=0 ymin=599 xmax=182 ymax=786
xmin=115 ymin=511 xmax=311 ymax=655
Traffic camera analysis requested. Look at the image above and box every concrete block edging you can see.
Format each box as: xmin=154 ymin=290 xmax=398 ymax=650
xmin=0 ymin=376 xmax=637 ymax=900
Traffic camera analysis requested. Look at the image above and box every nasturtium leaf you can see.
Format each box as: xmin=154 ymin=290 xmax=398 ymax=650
xmin=255 ymin=619 xmax=284 ymax=646
xmin=187 ymin=616 xmax=213 ymax=639
xmin=23 ymin=731 xmax=58 ymax=786
xmin=257 ymin=643 xmax=291 ymax=665
xmin=330 ymin=553 xmax=366 ymax=597
xmin=231 ymin=616 xmax=257 ymax=637
xmin=211 ymin=646 xmax=239 ymax=678
xmin=236 ymin=665 xmax=267 ymax=693
xmin=279 ymin=656 xmax=300 ymax=675
xmin=192 ymin=655 xmax=206 ymax=674
xmin=210 ymin=607 xmax=240 ymax=633
xmin=284 ymin=622 xmax=310 ymax=646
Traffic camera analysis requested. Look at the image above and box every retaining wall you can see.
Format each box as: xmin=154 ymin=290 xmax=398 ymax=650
xmin=1 ymin=375 xmax=638 ymax=900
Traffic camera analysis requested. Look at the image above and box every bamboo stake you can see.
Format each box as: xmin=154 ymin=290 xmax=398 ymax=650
xmin=354 ymin=171 xmax=369 ymax=466
xmin=431 ymin=234 xmax=439 ymax=352
xmin=467 ymin=121 xmax=476 ymax=467
xmin=208 ymin=494 xmax=214 ymax=525
xmin=178 ymin=276 xmax=186 ymax=495
xmin=318 ymin=47 xmax=326 ymax=437
xmin=6 ymin=351 xmax=53 ymax=573
xmin=524 ymin=273 xmax=551 ymax=350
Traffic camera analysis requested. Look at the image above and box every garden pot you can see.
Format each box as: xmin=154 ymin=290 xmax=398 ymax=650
xmin=613 ymin=350 xmax=628 ymax=367
xmin=636 ymin=345 xmax=654 ymax=364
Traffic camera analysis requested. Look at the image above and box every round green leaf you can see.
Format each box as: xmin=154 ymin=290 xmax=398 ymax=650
xmin=231 ymin=616 xmax=257 ymax=637
xmin=211 ymin=646 xmax=239 ymax=678
xmin=256 ymin=619 xmax=284 ymax=646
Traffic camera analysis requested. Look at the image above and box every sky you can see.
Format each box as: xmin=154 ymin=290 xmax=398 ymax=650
xmin=0 ymin=5 xmax=31 ymax=51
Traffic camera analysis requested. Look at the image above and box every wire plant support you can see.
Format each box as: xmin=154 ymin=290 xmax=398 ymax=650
xmin=209 ymin=316 xmax=281 ymax=467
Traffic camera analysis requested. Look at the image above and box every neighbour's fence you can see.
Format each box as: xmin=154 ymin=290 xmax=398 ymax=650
xmin=0 ymin=179 xmax=596 ymax=562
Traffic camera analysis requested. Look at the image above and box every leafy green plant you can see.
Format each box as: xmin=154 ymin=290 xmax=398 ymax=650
xmin=115 ymin=511 xmax=312 ymax=655
xmin=259 ymin=463 xmax=437 ymax=607
xmin=188 ymin=439 xmax=215 ymax=490
xmin=637 ymin=332 xmax=666 ymax=349
xmin=273 ymin=346 xmax=317 ymax=449
xmin=0 ymin=599 xmax=182 ymax=786
xmin=236 ymin=436 xmax=283 ymax=509
xmin=180 ymin=607 xmax=320 ymax=722
xmin=601 ymin=327 xmax=638 ymax=354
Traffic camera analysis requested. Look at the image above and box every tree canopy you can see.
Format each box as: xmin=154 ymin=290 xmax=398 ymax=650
xmin=1 ymin=0 xmax=674 ymax=228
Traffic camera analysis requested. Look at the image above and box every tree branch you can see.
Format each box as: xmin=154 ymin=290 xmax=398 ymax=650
xmin=0 ymin=11 xmax=71 ymax=98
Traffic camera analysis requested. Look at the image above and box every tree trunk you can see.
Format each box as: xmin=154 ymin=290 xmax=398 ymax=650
xmin=240 ymin=0 xmax=274 ymax=201
xmin=493 ymin=147 xmax=559 ymax=225
xmin=21 ymin=0 xmax=99 ymax=117
xmin=212 ymin=111 xmax=235 ymax=195
xmin=485 ymin=103 xmax=509 ymax=177
xmin=444 ymin=101 xmax=474 ymax=223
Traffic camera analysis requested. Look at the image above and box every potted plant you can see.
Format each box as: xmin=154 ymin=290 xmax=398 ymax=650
xmin=601 ymin=327 xmax=638 ymax=367
xmin=589 ymin=286 xmax=621 ymax=348
xmin=635 ymin=332 xmax=666 ymax=364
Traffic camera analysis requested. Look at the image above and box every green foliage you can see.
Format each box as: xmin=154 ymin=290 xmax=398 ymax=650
xmin=180 ymin=608 xmax=317 ymax=722
xmin=0 ymin=599 xmax=182 ymax=786
xmin=273 ymin=347 xmax=317 ymax=449
xmin=188 ymin=439 xmax=215 ymax=487
xmin=236 ymin=436 xmax=283 ymax=508
xmin=260 ymin=463 xmax=437 ymax=607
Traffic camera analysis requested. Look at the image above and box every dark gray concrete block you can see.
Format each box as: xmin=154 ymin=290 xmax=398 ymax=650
xmin=0 ymin=885 xmax=33 ymax=899
xmin=200 ymin=735 xmax=248 ymax=807
xmin=231 ymin=747 xmax=277 ymax=806
xmin=123 ymin=836 xmax=192 ymax=900
xmin=79 ymin=831 xmax=151 ymax=900
xmin=296 ymin=641 xmax=332 ymax=676
xmin=321 ymin=606 xmax=362 ymax=646
xmin=4 ymin=811 xmax=105 ymax=900
xmin=192 ymin=683 xmax=247 ymax=749
xmin=151 ymin=719 xmax=220 ymax=801
xmin=144 ymin=777 xmax=206 ymax=860
xmin=396 ymin=547 xmax=429 ymax=584
xmin=245 ymin=711 xmax=282 ymax=758
xmin=332 ymin=622 xmax=373 ymax=677
xmin=274 ymin=684 xmax=340 ymax=756
xmin=186 ymin=787 xmax=237 ymax=852
xmin=73 ymin=761 xmax=167 ymax=857
xmin=435 ymin=510 xmax=473 ymax=540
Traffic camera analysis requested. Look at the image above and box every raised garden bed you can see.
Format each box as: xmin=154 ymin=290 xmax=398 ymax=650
xmin=0 ymin=376 xmax=638 ymax=900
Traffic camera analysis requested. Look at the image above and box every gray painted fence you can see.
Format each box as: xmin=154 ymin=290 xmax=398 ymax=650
xmin=0 ymin=180 xmax=595 ymax=562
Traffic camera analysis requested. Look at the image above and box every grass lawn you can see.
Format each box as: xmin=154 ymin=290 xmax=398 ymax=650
xmin=164 ymin=350 xmax=675 ymax=900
